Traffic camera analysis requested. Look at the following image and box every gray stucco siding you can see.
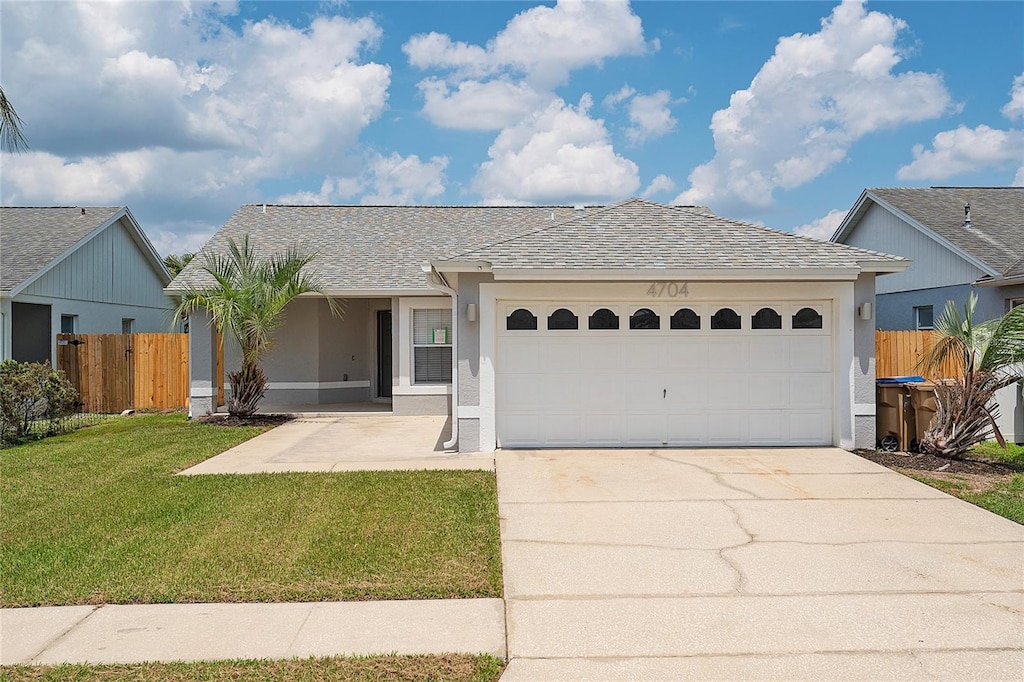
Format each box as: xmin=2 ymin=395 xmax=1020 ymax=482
xmin=875 ymin=285 xmax=1006 ymax=330
xmin=394 ymin=394 xmax=450 ymax=415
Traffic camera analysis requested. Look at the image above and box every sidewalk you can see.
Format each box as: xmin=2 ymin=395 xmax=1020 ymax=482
xmin=1 ymin=599 xmax=505 ymax=666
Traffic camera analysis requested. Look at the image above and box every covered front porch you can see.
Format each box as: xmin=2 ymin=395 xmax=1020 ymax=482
xmin=187 ymin=294 xmax=454 ymax=418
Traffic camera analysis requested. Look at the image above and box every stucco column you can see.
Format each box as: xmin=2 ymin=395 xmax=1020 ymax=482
xmin=188 ymin=309 xmax=218 ymax=417
xmin=853 ymin=273 xmax=877 ymax=448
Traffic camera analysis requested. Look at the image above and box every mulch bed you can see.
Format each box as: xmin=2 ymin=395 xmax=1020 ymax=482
xmin=195 ymin=414 xmax=294 ymax=428
xmin=853 ymin=448 xmax=1024 ymax=476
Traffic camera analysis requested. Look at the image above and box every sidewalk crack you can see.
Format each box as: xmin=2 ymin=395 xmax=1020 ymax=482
xmin=26 ymin=604 xmax=103 ymax=664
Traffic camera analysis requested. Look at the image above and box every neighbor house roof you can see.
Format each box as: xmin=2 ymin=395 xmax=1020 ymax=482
xmin=439 ymin=198 xmax=907 ymax=278
xmin=168 ymin=204 xmax=589 ymax=293
xmin=1 ymin=206 xmax=170 ymax=297
xmin=834 ymin=187 xmax=1024 ymax=282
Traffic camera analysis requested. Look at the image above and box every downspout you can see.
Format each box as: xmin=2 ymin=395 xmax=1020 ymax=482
xmin=424 ymin=265 xmax=458 ymax=450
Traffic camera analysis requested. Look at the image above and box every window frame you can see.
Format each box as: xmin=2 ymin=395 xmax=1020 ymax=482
xmin=411 ymin=307 xmax=453 ymax=385
xmin=914 ymin=305 xmax=934 ymax=331
xmin=60 ymin=314 xmax=77 ymax=334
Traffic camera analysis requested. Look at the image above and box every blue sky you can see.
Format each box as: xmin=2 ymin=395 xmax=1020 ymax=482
xmin=2 ymin=1 xmax=1021 ymax=254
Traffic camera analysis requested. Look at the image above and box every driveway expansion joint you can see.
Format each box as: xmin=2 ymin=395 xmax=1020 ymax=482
xmin=25 ymin=604 xmax=103 ymax=664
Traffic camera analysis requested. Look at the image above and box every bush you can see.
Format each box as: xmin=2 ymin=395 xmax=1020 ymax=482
xmin=0 ymin=360 xmax=78 ymax=446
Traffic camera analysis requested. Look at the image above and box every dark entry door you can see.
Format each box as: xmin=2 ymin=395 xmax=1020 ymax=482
xmin=377 ymin=310 xmax=392 ymax=398
xmin=12 ymin=302 xmax=52 ymax=364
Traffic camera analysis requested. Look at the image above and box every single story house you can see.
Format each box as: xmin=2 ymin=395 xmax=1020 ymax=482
xmin=1 ymin=206 xmax=175 ymax=365
xmin=170 ymin=198 xmax=908 ymax=452
xmin=832 ymin=186 xmax=1023 ymax=442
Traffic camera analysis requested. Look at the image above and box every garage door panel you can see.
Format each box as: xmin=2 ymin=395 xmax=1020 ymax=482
xmin=579 ymin=374 xmax=626 ymax=410
xmin=789 ymin=375 xmax=832 ymax=408
xmin=579 ymin=340 xmax=622 ymax=371
xmin=749 ymin=339 xmax=791 ymax=371
xmin=709 ymin=339 xmax=749 ymax=371
xmin=749 ymin=412 xmax=787 ymax=443
xmin=749 ymin=374 xmax=787 ymax=408
xmin=707 ymin=413 xmax=748 ymax=444
xmin=539 ymin=374 xmax=581 ymax=410
xmin=542 ymin=414 xmax=582 ymax=444
xmin=788 ymin=411 xmax=832 ymax=443
xmin=501 ymin=374 xmax=541 ymax=411
xmin=539 ymin=339 xmax=582 ymax=372
xmin=622 ymin=339 xmax=667 ymax=370
xmin=627 ymin=413 xmax=667 ymax=445
xmin=664 ymin=340 xmax=709 ymax=369
xmin=790 ymin=337 xmax=831 ymax=372
xmin=499 ymin=414 xmax=541 ymax=447
xmin=583 ymin=414 xmax=627 ymax=444
xmin=666 ymin=413 xmax=708 ymax=444
xmin=709 ymin=375 xmax=749 ymax=408
xmin=665 ymin=375 xmax=708 ymax=407
xmin=626 ymin=376 xmax=667 ymax=411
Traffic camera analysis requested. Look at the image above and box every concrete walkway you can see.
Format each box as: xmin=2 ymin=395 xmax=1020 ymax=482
xmin=1 ymin=599 xmax=505 ymax=666
xmin=180 ymin=413 xmax=495 ymax=474
xmin=496 ymin=448 xmax=1024 ymax=681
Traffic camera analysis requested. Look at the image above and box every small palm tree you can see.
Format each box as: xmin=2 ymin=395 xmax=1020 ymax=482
xmin=174 ymin=236 xmax=342 ymax=416
xmin=0 ymin=86 xmax=29 ymax=152
xmin=163 ymin=252 xmax=195 ymax=277
xmin=918 ymin=293 xmax=1024 ymax=458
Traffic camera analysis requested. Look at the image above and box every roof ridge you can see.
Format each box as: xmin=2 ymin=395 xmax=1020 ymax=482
xmin=446 ymin=197 xmax=646 ymax=260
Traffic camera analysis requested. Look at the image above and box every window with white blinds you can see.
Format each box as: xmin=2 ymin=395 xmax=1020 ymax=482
xmin=412 ymin=308 xmax=452 ymax=384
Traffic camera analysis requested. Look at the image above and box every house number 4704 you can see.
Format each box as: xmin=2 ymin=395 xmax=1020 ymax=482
xmin=647 ymin=282 xmax=689 ymax=298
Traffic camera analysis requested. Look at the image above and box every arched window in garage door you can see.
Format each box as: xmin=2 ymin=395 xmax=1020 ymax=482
xmin=506 ymin=308 xmax=537 ymax=330
xmin=670 ymin=308 xmax=701 ymax=330
xmin=752 ymin=307 xmax=782 ymax=329
xmin=547 ymin=308 xmax=579 ymax=330
xmin=711 ymin=307 xmax=741 ymax=330
xmin=588 ymin=308 xmax=619 ymax=330
xmin=792 ymin=307 xmax=823 ymax=329
xmin=629 ymin=308 xmax=660 ymax=329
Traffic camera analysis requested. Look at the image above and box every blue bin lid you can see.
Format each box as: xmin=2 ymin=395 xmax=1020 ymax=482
xmin=877 ymin=376 xmax=926 ymax=384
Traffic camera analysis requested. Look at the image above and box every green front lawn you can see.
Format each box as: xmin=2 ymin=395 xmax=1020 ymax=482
xmin=906 ymin=472 xmax=1024 ymax=525
xmin=1 ymin=654 xmax=506 ymax=682
xmin=969 ymin=440 xmax=1024 ymax=465
xmin=0 ymin=414 xmax=502 ymax=607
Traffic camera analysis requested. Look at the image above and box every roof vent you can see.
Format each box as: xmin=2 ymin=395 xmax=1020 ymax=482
xmin=574 ymin=204 xmax=585 ymax=217
xmin=963 ymin=202 xmax=972 ymax=228
xmin=262 ymin=203 xmax=267 ymax=214
xmin=80 ymin=208 xmax=85 ymax=216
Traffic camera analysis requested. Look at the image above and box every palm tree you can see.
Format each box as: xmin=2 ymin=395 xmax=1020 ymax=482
xmin=918 ymin=293 xmax=1024 ymax=458
xmin=0 ymin=86 xmax=29 ymax=152
xmin=163 ymin=252 xmax=195 ymax=277
xmin=174 ymin=235 xmax=342 ymax=416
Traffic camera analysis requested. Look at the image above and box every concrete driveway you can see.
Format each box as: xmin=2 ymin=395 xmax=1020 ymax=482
xmin=496 ymin=448 xmax=1024 ymax=681
xmin=179 ymin=413 xmax=494 ymax=474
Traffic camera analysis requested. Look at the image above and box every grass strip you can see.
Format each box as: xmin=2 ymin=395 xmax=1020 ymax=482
xmin=1 ymin=414 xmax=502 ymax=606
xmin=0 ymin=654 xmax=506 ymax=681
xmin=905 ymin=471 xmax=1024 ymax=525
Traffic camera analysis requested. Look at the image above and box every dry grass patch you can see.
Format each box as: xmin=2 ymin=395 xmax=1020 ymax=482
xmin=0 ymin=654 xmax=506 ymax=681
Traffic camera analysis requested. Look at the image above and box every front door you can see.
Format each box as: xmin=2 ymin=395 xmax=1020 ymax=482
xmin=377 ymin=310 xmax=393 ymax=398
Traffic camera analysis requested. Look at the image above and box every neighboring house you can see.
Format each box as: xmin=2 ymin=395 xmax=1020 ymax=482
xmin=832 ymin=186 xmax=1024 ymax=443
xmin=170 ymin=198 xmax=907 ymax=453
xmin=1 ymin=206 xmax=174 ymax=365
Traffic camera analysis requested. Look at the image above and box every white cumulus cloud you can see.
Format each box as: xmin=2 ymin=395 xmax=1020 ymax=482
xmin=1 ymin=3 xmax=391 ymax=222
xmin=626 ymin=90 xmax=677 ymax=143
xmin=897 ymin=125 xmax=1024 ymax=181
xmin=792 ymin=208 xmax=847 ymax=241
xmin=417 ymin=78 xmax=551 ymax=131
xmin=277 ymin=153 xmax=449 ymax=206
xmin=676 ymin=0 xmax=951 ymax=211
xmin=473 ymin=95 xmax=640 ymax=204
xmin=1002 ymin=73 xmax=1024 ymax=120
xmin=640 ymin=174 xmax=676 ymax=199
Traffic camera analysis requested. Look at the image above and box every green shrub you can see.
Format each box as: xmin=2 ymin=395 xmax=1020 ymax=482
xmin=0 ymin=360 xmax=78 ymax=446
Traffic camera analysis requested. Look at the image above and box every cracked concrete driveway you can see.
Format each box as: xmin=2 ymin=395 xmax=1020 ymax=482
xmin=496 ymin=448 xmax=1024 ymax=681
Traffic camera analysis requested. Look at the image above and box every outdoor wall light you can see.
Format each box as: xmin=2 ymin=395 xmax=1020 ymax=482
xmin=858 ymin=302 xmax=872 ymax=320
xmin=467 ymin=303 xmax=477 ymax=322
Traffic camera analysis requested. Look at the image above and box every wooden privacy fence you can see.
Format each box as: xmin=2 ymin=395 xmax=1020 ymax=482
xmin=875 ymin=330 xmax=962 ymax=381
xmin=57 ymin=333 xmax=189 ymax=413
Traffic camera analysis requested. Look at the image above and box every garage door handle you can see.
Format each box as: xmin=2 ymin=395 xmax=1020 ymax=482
xmin=663 ymin=389 xmax=667 ymax=398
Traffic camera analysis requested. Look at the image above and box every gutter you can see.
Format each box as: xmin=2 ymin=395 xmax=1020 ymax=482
xmin=422 ymin=264 xmax=459 ymax=451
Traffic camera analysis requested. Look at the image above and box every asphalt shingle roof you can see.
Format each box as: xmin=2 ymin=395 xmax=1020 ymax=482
xmin=448 ymin=198 xmax=904 ymax=271
xmin=170 ymin=199 xmax=904 ymax=293
xmin=169 ymin=204 xmax=588 ymax=292
xmin=867 ymin=187 xmax=1024 ymax=277
xmin=0 ymin=206 xmax=123 ymax=294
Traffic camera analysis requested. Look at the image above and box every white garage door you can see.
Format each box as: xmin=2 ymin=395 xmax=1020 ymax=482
xmin=496 ymin=301 xmax=833 ymax=448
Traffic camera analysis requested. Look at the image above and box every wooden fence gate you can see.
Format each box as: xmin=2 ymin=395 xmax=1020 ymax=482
xmin=875 ymin=330 xmax=962 ymax=381
xmin=57 ymin=333 xmax=189 ymax=413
